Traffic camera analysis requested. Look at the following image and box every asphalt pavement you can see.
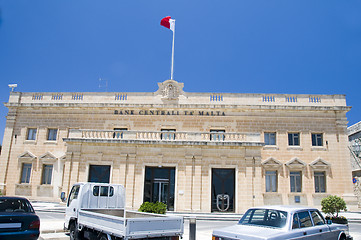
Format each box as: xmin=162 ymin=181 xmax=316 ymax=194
xmin=32 ymin=201 xmax=361 ymax=240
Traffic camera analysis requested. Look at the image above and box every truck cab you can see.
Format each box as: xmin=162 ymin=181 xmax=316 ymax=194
xmin=65 ymin=183 xmax=125 ymax=230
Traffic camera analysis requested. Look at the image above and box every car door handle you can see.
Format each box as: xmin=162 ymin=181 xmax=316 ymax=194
xmin=303 ymin=232 xmax=307 ymax=235
xmin=73 ymin=208 xmax=76 ymax=212
xmin=319 ymin=229 xmax=322 ymax=232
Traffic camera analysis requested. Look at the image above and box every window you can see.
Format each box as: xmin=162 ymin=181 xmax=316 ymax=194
xmin=113 ymin=128 xmax=127 ymax=139
xmin=314 ymin=172 xmax=326 ymax=193
xmin=264 ymin=132 xmax=276 ymax=145
xmin=297 ymin=211 xmax=312 ymax=228
xmin=41 ymin=164 xmax=53 ymax=185
xmin=210 ymin=130 xmax=225 ymax=141
xmin=67 ymin=185 xmax=80 ymax=206
xmin=288 ymin=133 xmax=300 ymax=146
xmin=310 ymin=210 xmax=325 ymax=226
xmin=47 ymin=129 xmax=58 ymax=141
xmin=239 ymin=209 xmax=288 ymax=228
xmin=290 ymin=171 xmax=302 ymax=192
xmin=161 ymin=129 xmax=175 ymax=140
xmin=26 ymin=128 xmax=37 ymax=140
xmin=265 ymin=171 xmax=277 ymax=192
xmin=92 ymin=186 xmax=114 ymax=197
xmin=0 ymin=198 xmax=34 ymax=213
xmin=312 ymin=133 xmax=323 ymax=146
xmin=88 ymin=165 xmax=111 ymax=183
xmin=20 ymin=163 xmax=32 ymax=184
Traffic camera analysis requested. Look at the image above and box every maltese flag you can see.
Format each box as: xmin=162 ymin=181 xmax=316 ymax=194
xmin=160 ymin=16 xmax=175 ymax=32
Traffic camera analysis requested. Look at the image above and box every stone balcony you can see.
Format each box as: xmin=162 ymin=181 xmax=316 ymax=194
xmin=65 ymin=129 xmax=263 ymax=147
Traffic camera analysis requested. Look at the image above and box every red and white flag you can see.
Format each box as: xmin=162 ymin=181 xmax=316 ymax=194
xmin=160 ymin=16 xmax=175 ymax=32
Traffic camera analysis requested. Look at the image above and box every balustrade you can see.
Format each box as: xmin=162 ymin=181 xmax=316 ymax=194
xmin=69 ymin=129 xmax=260 ymax=143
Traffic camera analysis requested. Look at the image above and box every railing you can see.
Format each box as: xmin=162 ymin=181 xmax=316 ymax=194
xmin=68 ymin=129 xmax=261 ymax=143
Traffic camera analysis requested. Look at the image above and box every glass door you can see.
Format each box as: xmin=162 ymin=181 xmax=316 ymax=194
xmin=211 ymin=168 xmax=235 ymax=212
xmin=152 ymin=179 xmax=169 ymax=204
xmin=144 ymin=167 xmax=175 ymax=210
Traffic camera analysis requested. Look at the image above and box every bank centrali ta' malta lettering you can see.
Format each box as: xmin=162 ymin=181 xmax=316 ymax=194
xmin=114 ymin=110 xmax=226 ymax=116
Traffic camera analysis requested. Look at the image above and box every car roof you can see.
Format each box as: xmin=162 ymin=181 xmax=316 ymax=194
xmin=0 ymin=196 xmax=31 ymax=201
xmin=248 ymin=205 xmax=319 ymax=213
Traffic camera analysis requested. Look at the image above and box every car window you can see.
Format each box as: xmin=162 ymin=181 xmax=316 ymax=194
xmin=292 ymin=213 xmax=301 ymax=229
xmin=311 ymin=210 xmax=325 ymax=225
xmin=298 ymin=211 xmax=313 ymax=228
xmin=239 ymin=209 xmax=288 ymax=228
xmin=0 ymin=198 xmax=33 ymax=213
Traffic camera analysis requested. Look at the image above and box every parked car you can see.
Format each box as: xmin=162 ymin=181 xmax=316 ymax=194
xmin=0 ymin=196 xmax=40 ymax=240
xmin=212 ymin=205 xmax=352 ymax=240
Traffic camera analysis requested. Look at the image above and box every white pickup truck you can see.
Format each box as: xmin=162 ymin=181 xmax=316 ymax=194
xmin=65 ymin=182 xmax=183 ymax=240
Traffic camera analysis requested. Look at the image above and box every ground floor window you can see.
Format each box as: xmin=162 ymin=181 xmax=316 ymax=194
xmin=211 ymin=168 xmax=235 ymax=212
xmin=42 ymin=164 xmax=53 ymax=185
xmin=20 ymin=163 xmax=32 ymax=184
xmin=314 ymin=171 xmax=326 ymax=193
xmin=143 ymin=167 xmax=175 ymax=211
xmin=290 ymin=171 xmax=302 ymax=192
xmin=88 ymin=165 xmax=111 ymax=183
xmin=265 ymin=170 xmax=277 ymax=192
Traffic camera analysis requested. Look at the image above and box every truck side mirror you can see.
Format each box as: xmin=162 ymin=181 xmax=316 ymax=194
xmin=60 ymin=192 xmax=66 ymax=202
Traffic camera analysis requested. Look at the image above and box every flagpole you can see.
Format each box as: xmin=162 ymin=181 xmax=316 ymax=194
xmin=170 ymin=19 xmax=175 ymax=80
xmin=171 ymin=20 xmax=175 ymax=80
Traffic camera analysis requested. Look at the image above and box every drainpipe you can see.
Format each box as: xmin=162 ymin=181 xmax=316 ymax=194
xmin=252 ymin=157 xmax=255 ymax=207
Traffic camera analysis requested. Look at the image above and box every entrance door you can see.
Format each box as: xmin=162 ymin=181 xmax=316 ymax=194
xmin=144 ymin=167 xmax=175 ymax=211
xmin=211 ymin=168 xmax=235 ymax=212
xmin=152 ymin=179 xmax=169 ymax=204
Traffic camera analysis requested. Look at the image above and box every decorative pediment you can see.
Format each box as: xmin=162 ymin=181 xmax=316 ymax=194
xmin=39 ymin=152 xmax=57 ymax=161
xmin=262 ymin=158 xmax=283 ymax=170
xmin=285 ymin=158 xmax=307 ymax=170
xmin=156 ymin=80 xmax=184 ymax=103
xmin=18 ymin=151 xmax=36 ymax=160
xmin=310 ymin=158 xmax=331 ymax=170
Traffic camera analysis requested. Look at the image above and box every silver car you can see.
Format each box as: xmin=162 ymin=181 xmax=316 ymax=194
xmin=212 ymin=205 xmax=352 ymax=240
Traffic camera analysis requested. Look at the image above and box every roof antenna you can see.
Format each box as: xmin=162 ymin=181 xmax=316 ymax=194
xmin=8 ymin=84 xmax=17 ymax=92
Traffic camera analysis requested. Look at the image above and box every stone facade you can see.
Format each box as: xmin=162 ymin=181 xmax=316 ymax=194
xmin=0 ymin=80 xmax=358 ymax=212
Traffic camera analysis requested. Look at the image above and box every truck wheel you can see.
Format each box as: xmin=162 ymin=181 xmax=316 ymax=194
xmin=69 ymin=222 xmax=80 ymax=240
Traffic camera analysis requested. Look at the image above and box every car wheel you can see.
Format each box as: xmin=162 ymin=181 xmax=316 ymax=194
xmin=339 ymin=234 xmax=346 ymax=240
xmin=69 ymin=222 xmax=79 ymax=240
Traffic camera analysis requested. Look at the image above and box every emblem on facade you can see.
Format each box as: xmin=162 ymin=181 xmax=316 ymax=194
xmin=156 ymin=80 xmax=184 ymax=103
xmin=162 ymin=83 xmax=178 ymax=99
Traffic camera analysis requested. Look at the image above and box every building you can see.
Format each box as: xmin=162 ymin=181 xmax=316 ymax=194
xmin=348 ymin=121 xmax=361 ymax=208
xmin=348 ymin=121 xmax=361 ymax=177
xmin=0 ymin=80 xmax=358 ymax=212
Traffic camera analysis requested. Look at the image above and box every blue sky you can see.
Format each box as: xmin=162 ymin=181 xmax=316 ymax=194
xmin=0 ymin=1 xmax=361 ymax=143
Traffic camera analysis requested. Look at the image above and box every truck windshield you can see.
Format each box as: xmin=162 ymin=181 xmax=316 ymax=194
xmin=238 ymin=209 xmax=288 ymax=228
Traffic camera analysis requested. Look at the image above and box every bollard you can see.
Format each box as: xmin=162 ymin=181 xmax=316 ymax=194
xmin=189 ymin=217 xmax=196 ymax=240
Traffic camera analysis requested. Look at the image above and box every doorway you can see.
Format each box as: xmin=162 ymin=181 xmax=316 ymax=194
xmin=211 ymin=168 xmax=235 ymax=212
xmin=144 ymin=167 xmax=175 ymax=211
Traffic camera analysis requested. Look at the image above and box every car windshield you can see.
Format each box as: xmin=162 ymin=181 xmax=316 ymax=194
xmin=238 ymin=208 xmax=288 ymax=228
xmin=0 ymin=198 xmax=34 ymax=213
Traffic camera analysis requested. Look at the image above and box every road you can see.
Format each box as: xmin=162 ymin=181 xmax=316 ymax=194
xmin=38 ymin=211 xmax=361 ymax=240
